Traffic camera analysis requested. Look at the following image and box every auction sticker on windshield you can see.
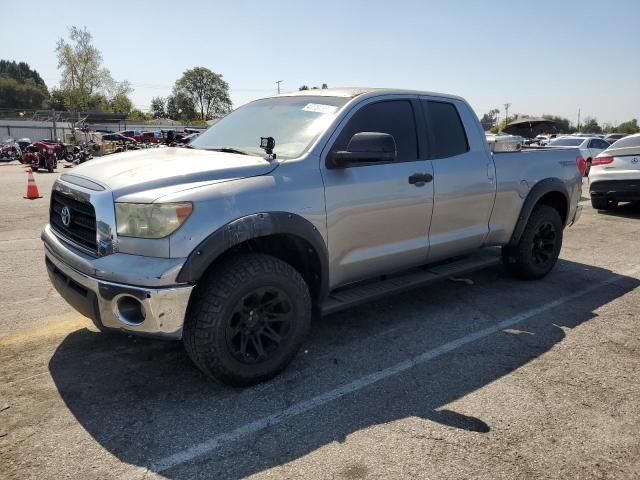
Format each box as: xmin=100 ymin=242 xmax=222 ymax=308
xmin=302 ymin=103 xmax=338 ymax=114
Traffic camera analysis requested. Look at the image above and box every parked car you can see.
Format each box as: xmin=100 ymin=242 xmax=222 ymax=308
xmin=534 ymin=134 xmax=557 ymax=146
xmin=140 ymin=131 xmax=164 ymax=144
xmin=42 ymin=88 xmax=583 ymax=386
xmin=589 ymin=133 xmax=640 ymax=210
xmin=119 ymin=130 xmax=143 ymax=142
xmin=547 ymin=136 xmax=610 ymax=175
xmin=604 ymin=133 xmax=628 ymax=144
xmin=102 ymin=133 xmax=137 ymax=143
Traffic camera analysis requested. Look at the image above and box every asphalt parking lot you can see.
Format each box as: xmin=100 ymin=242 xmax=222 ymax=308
xmin=1 ymin=161 xmax=639 ymax=480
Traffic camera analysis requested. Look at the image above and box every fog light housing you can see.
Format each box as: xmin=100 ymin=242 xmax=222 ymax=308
xmin=116 ymin=295 xmax=145 ymax=325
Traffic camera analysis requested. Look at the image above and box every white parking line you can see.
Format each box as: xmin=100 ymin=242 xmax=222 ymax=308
xmin=148 ymin=266 xmax=640 ymax=474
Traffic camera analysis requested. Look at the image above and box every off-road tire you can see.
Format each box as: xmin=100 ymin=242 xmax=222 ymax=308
xmin=591 ymin=197 xmax=617 ymax=210
xmin=183 ymin=253 xmax=311 ymax=386
xmin=502 ymin=205 xmax=563 ymax=280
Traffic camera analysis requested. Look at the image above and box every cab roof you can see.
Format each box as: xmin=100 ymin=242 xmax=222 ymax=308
xmin=275 ymin=87 xmax=465 ymax=102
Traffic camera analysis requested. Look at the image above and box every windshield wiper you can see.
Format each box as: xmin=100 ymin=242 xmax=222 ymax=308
xmin=207 ymin=147 xmax=253 ymax=156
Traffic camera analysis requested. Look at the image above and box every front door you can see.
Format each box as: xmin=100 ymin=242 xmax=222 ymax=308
xmin=322 ymin=98 xmax=434 ymax=288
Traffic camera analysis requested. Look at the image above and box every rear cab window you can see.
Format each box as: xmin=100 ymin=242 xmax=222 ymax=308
xmin=422 ymin=100 xmax=469 ymax=159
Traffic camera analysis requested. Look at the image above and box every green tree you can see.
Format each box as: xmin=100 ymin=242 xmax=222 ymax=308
xmin=48 ymin=89 xmax=67 ymax=110
xmin=55 ymin=26 xmax=133 ymax=111
xmin=127 ymin=109 xmax=151 ymax=121
xmin=0 ymin=60 xmax=49 ymax=109
xmin=56 ymin=26 xmax=106 ymax=109
xmin=173 ymin=67 xmax=232 ymax=121
xmin=150 ymin=96 xmax=166 ymax=118
xmin=581 ymin=117 xmax=602 ymax=134
xmin=542 ymin=115 xmax=575 ymax=134
xmin=479 ymin=108 xmax=500 ymax=130
xmin=299 ymin=84 xmax=328 ymax=90
xmin=166 ymin=91 xmax=197 ymax=121
xmin=616 ymin=119 xmax=639 ymax=134
xmin=109 ymin=94 xmax=133 ymax=114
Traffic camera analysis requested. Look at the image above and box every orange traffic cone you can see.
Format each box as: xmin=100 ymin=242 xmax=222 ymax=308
xmin=24 ymin=168 xmax=42 ymax=199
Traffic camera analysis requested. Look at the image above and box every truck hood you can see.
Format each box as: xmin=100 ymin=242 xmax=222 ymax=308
xmin=68 ymin=147 xmax=278 ymax=199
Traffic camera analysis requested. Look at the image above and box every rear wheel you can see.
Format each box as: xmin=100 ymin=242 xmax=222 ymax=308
xmin=183 ymin=253 xmax=311 ymax=386
xmin=591 ymin=197 xmax=617 ymax=210
xmin=502 ymin=205 xmax=563 ymax=280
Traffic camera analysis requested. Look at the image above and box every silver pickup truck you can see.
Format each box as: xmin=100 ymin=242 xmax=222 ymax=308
xmin=43 ymin=88 xmax=583 ymax=385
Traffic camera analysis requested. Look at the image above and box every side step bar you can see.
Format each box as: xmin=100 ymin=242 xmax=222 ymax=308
xmin=319 ymin=248 xmax=502 ymax=316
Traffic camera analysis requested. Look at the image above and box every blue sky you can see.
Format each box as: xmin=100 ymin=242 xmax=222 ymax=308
xmin=2 ymin=0 xmax=639 ymax=125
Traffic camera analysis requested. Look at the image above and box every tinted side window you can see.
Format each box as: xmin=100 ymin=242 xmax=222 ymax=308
xmin=595 ymin=140 xmax=609 ymax=149
xmin=333 ymin=100 xmax=418 ymax=161
xmin=424 ymin=101 xmax=469 ymax=159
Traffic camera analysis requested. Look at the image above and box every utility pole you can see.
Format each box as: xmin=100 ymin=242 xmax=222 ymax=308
xmin=51 ymin=108 xmax=57 ymax=139
xmin=577 ymin=108 xmax=581 ymax=132
xmin=503 ymin=103 xmax=511 ymax=128
xmin=276 ymin=80 xmax=283 ymax=95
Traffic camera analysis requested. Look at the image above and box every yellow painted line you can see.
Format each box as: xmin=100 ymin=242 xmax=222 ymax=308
xmin=0 ymin=314 xmax=93 ymax=347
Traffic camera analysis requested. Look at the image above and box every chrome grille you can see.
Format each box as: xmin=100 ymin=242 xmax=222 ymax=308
xmin=50 ymin=191 xmax=97 ymax=251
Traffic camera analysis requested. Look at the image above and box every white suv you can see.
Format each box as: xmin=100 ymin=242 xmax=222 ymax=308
xmin=589 ymin=133 xmax=640 ymax=210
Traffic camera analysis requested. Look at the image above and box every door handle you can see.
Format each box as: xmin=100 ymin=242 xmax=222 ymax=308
xmin=408 ymin=172 xmax=433 ymax=185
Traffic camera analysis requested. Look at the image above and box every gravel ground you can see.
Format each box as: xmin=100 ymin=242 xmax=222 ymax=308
xmin=0 ymin=161 xmax=639 ymax=480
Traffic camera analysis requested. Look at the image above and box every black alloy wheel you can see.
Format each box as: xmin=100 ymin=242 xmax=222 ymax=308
xmin=226 ymin=287 xmax=293 ymax=364
xmin=530 ymin=221 xmax=557 ymax=266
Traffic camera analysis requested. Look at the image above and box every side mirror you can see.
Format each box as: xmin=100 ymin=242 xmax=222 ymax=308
xmin=330 ymin=132 xmax=397 ymax=168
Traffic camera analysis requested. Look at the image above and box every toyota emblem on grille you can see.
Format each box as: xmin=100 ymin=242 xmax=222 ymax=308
xmin=60 ymin=206 xmax=71 ymax=227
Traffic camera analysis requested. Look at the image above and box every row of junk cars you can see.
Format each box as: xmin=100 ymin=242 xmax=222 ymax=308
xmin=0 ymin=128 xmax=201 ymax=172
xmin=487 ymin=131 xmax=640 ymax=211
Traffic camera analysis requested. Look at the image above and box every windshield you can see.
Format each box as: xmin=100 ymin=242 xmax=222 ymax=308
xmin=191 ymin=96 xmax=349 ymax=159
xmin=548 ymin=138 xmax=584 ymax=147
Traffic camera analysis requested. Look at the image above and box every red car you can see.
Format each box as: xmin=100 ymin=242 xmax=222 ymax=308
xmin=118 ymin=130 xmax=143 ymax=142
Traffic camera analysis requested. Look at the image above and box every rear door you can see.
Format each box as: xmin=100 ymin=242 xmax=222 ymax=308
xmin=322 ymin=97 xmax=434 ymax=288
xmin=419 ymin=97 xmax=496 ymax=262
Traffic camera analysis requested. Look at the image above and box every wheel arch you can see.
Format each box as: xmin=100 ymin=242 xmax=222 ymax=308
xmin=510 ymin=178 xmax=570 ymax=246
xmin=176 ymin=212 xmax=329 ymax=303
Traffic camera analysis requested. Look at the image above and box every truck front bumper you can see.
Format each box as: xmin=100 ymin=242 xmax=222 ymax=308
xmin=43 ymin=227 xmax=193 ymax=339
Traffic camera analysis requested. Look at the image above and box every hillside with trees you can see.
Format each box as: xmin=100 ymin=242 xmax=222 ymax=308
xmin=0 ymin=60 xmax=49 ymax=109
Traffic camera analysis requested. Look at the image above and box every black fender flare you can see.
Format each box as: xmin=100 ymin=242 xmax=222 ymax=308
xmin=509 ymin=178 xmax=570 ymax=245
xmin=176 ymin=212 xmax=329 ymax=300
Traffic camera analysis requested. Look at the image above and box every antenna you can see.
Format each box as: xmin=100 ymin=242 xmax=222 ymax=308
xmin=276 ymin=80 xmax=283 ymax=95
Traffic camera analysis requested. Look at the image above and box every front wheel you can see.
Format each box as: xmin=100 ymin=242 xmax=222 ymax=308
xmin=502 ymin=205 xmax=563 ymax=280
xmin=183 ymin=253 xmax=312 ymax=386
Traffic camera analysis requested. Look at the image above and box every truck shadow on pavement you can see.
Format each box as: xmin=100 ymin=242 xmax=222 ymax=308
xmin=48 ymin=259 xmax=639 ymax=479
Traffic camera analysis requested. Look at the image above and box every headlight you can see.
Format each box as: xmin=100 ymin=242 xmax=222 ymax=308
xmin=47 ymin=149 xmax=54 ymax=154
xmin=115 ymin=202 xmax=193 ymax=239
